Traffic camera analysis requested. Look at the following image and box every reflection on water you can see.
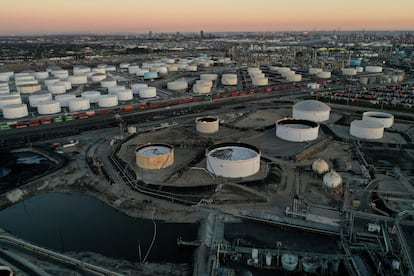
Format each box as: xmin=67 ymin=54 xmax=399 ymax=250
xmin=0 ymin=192 xmax=197 ymax=263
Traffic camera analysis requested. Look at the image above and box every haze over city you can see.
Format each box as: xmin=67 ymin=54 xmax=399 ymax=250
xmin=0 ymin=0 xmax=413 ymax=35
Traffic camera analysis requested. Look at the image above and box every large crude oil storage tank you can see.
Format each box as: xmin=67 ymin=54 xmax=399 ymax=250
xmin=362 ymin=111 xmax=394 ymax=128
xmin=350 ymin=120 xmax=384 ymax=139
xmin=206 ymin=143 xmax=260 ymax=178
xmin=135 ymin=143 xmax=174 ymax=169
xmin=292 ymin=100 xmax=331 ymax=122
xmin=37 ymin=100 xmax=61 ymax=115
xmin=2 ymin=104 xmax=28 ymax=119
xmin=276 ymin=118 xmax=319 ymax=142
xmin=196 ymin=116 xmax=219 ymax=134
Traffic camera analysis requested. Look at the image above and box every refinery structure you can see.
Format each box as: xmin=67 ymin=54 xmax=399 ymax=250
xmin=0 ymin=31 xmax=414 ymax=275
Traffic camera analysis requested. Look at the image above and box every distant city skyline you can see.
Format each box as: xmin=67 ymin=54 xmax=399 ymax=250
xmin=0 ymin=0 xmax=413 ymax=35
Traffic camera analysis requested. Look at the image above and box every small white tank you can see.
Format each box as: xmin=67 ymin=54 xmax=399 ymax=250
xmin=81 ymin=91 xmax=101 ymax=103
xmin=309 ymin=68 xmax=323 ymax=75
xmin=0 ymin=96 xmax=22 ymax=109
xmin=128 ymin=65 xmax=140 ymax=74
xmin=17 ymin=84 xmax=41 ymax=94
xmin=131 ymin=83 xmax=148 ymax=94
xmin=115 ymin=89 xmax=133 ymax=101
xmin=101 ymin=79 xmax=117 ymax=88
xmin=167 ymin=81 xmax=188 ymax=91
xmin=57 ymin=81 xmax=72 ymax=91
xmin=139 ymin=87 xmax=157 ymax=98
xmin=221 ymin=74 xmax=237 ymax=85
xmin=98 ymin=94 xmax=118 ymax=107
xmin=52 ymin=70 xmax=69 ymax=79
xmin=316 ymin=71 xmax=331 ymax=79
xmin=48 ymin=83 xmax=66 ymax=94
xmin=91 ymin=73 xmax=107 ymax=82
xmin=55 ymin=94 xmax=76 ymax=107
xmin=35 ymin=71 xmax=49 ymax=80
xmin=44 ymin=78 xmax=60 ymax=87
xmin=68 ymin=75 xmax=88 ymax=85
xmin=193 ymin=84 xmax=211 ymax=94
xmin=323 ymin=170 xmax=342 ymax=189
xmin=200 ymin=74 xmax=218 ymax=81
xmin=136 ymin=69 xmax=149 ymax=77
xmin=252 ymin=77 xmax=269 ymax=86
xmin=37 ymin=100 xmax=61 ymax=115
xmin=2 ymin=104 xmax=28 ymax=119
xmin=29 ymin=92 xmax=52 ymax=107
xmin=108 ymin=86 xmax=126 ymax=94
xmin=68 ymin=98 xmax=90 ymax=112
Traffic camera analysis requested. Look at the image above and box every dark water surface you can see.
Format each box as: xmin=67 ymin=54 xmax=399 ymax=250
xmin=0 ymin=192 xmax=197 ymax=263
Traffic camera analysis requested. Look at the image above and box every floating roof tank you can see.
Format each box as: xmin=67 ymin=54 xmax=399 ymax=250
xmin=17 ymin=84 xmax=41 ymax=94
xmin=276 ymin=118 xmax=319 ymax=142
xmin=131 ymin=83 xmax=148 ymax=94
xmin=114 ymin=89 xmax=133 ymax=101
xmin=48 ymin=83 xmax=66 ymax=95
xmin=167 ymin=80 xmax=187 ymax=91
xmin=196 ymin=116 xmax=219 ymax=134
xmin=350 ymin=120 xmax=384 ymax=139
xmin=362 ymin=111 xmax=394 ymax=128
xmin=135 ymin=143 xmax=174 ymax=169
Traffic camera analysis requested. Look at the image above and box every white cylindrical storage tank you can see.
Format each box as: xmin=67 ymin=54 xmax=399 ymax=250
xmin=2 ymin=104 xmax=28 ymax=119
xmin=81 ymin=91 xmax=101 ymax=103
xmin=135 ymin=143 xmax=174 ymax=169
xmin=221 ymin=74 xmax=237 ymax=86
xmin=206 ymin=143 xmax=261 ymax=178
xmin=276 ymin=118 xmax=319 ymax=142
xmin=92 ymin=67 xmax=106 ymax=74
xmin=350 ymin=120 xmax=384 ymax=139
xmin=293 ymin=100 xmax=331 ymax=122
xmin=309 ymin=68 xmax=323 ymax=75
xmin=0 ymin=72 xmax=13 ymax=82
xmin=91 ymin=73 xmax=106 ymax=82
xmin=115 ymin=89 xmax=133 ymax=101
xmin=105 ymin=65 xmax=116 ymax=72
xmin=69 ymin=98 xmax=90 ymax=112
xmin=200 ymin=74 xmax=218 ymax=81
xmin=323 ymin=170 xmax=342 ymax=189
xmin=119 ymin=62 xmax=130 ymax=69
xmin=136 ymin=69 xmax=149 ymax=77
xmin=15 ymin=79 xmax=38 ymax=87
xmin=281 ymin=70 xmax=295 ymax=78
xmin=73 ymin=65 xmax=91 ymax=75
xmin=128 ymin=65 xmax=140 ymax=75
xmin=29 ymin=92 xmax=52 ymax=107
xmin=101 ymin=79 xmax=117 ymax=88
xmin=139 ymin=87 xmax=157 ymax=98
xmin=312 ymin=158 xmax=330 ymax=175
xmin=35 ymin=71 xmax=49 ymax=80
xmin=108 ymin=86 xmax=125 ymax=94
xmin=286 ymin=74 xmax=302 ymax=82
xmin=252 ymin=77 xmax=269 ymax=86
xmin=365 ymin=66 xmax=383 ymax=73
xmin=17 ymin=84 xmax=41 ymax=94
xmin=68 ymin=75 xmax=88 ymax=85
xmin=55 ymin=94 xmax=76 ymax=107
xmin=98 ymin=94 xmax=118 ymax=107
xmin=193 ymin=84 xmax=211 ymax=94
xmin=0 ymin=88 xmax=10 ymax=94
xmin=131 ymin=83 xmax=148 ymax=94
xmin=185 ymin=65 xmax=197 ymax=72
xmin=167 ymin=81 xmax=188 ymax=91
xmin=48 ymin=83 xmax=66 ymax=95
xmin=356 ymin=66 xmax=364 ymax=73
xmin=52 ymin=70 xmax=69 ymax=79
xmin=44 ymin=78 xmax=60 ymax=87
xmin=15 ymin=74 xmax=34 ymax=82
xmin=57 ymin=81 xmax=72 ymax=91
xmin=362 ymin=111 xmax=394 ymax=128
xmin=250 ymin=72 xmax=265 ymax=79
xmin=196 ymin=116 xmax=219 ymax=134
xmin=359 ymin=77 xmax=369 ymax=85
xmin=342 ymin=68 xmax=357 ymax=76
xmin=0 ymin=96 xmax=22 ymax=109
xmin=317 ymin=71 xmax=331 ymax=79
xmin=37 ymin=100 xmax=61 ymax=115
xmin=195 ymin=80 xmax=213 ymax=88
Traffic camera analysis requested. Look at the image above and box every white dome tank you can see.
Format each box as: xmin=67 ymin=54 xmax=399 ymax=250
xmin=221 ymin=74 xmax=237 ymax=85
xmin=81 ymin=91 xmax=101 ymax=103
xmin=35 ymin=71 xmax=49 ymax=80
xmin=139 ymin=87 xmax=157 ymax=98
xmin=365 ymin=66 xmax=383 ymax=73
xmin=37 ymin=100 xmax=61 ymax=115
xmin=55 ymin=94 xmax=76 ymax=107
xmin=200 ymin=74 xmax=218 ymax=81
xmin=131 ymin=83 xmax=148 ymax=94
xmin=252 ymin=77 xmax=269 ymax=86
xmin=0 ymin=96 xmax=22 ymax=109
xmin=317 ymin=71 xmax=331 ymax=79
xmin=135 ymin=143 xmax=174 ymax=169
xmin=17 ymin=84 xmax=41 ymax=94
xmin=52 ymin=70 xmax=69 ymax=79
xmin=48 ymin=83 xmax=66 ymax=94
xmin=108 ymin=85 xmax=126 ymax=94
xmin=44 ymin=78 xmax=60 ymax=87
xmin=193 ymin=84 xmax=211 ymax=94
xmin=167 ymin=81 xmax=188 ymax=91
xmin=196 ymin=116 xmax=219 ymax=134
xmin=312 ymin=158 xmax=329 ymax=175
xmin=115 ymin=89 xmax=133 ymax=101
xmin=309 ymin=68 xmax=323 ymax=75
xmin=276 ymin=118 xmax=319 ymax=142
xmin=29 ymin=92 xmax=52 ymax=107
xmin=362 ymin=111 xmax=394 ymax=128
xmin=98 ymin=94 xmax=118 ymax=107
xmin=206 ymin=143 xmax=260 ymax=178
xmin=2 ymin=104 xmax=28 ymax=119
xmin=286 ymin=74 xmax=302 ymax=82
xmin=323 ymin=170 xmax=342 ymax=189
xmin=293 ymin=100 xmax=331 ymax=122
xmin=350 ymin=120 xmax=384 ymax=139
xmin=91 ymin=73 xmax=106 ymax=82
xmin=101 ymin=79 xmax=117 ymax=88
xmin=68 ymin=75 xmax=87 ymax=85
xmin=68 ymin=98 xmax=90 ymax=112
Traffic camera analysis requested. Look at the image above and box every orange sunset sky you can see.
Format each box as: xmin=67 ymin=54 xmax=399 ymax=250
xmin=0 ymin=0 xmax=413 ymax=34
